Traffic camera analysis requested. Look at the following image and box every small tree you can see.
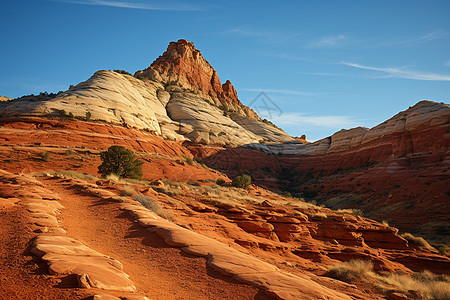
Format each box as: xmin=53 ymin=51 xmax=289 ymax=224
xmin=98 ymin=146 xmax=143 ymax=179
xmin=232 ymin=174 xmax=251 ymax=189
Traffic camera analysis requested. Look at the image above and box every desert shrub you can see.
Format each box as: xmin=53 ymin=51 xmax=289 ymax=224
xmin=98 ymin=146 xmax=143 ymax=179
xmin=437 ymin=245 xmax=449 ymax=256
xmin=401 ymin=232 xmax=433 ymax=249
xmin=134 ymin=195 xmax=173 ymax=220
xmin=184 ymin=156 xmax=193 ymax=165
xmin=193 ymin=156 xmax=204 ymax=164
xmin=327 ymin=259 xmax=374 ymax=281
xmin=113 ymin=69 xmax=132 ymax=76
xmin=40 ymin=152 xmax=50 ymax=162
xmin=85 ymin=111 xmax=92 ymax=121
xmin=216 ymin=178 xmax=225 ymax=186
xmin=58 ymin=109 xmax=67 ymax=117
xmin=232 ymin=174 xmax=251 ymax=189
xmin=120 ymin=186 xmax=135 ymax=197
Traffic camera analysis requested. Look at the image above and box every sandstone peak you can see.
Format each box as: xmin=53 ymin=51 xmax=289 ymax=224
xmin=136 ymin=39 xmax=257 ymax=119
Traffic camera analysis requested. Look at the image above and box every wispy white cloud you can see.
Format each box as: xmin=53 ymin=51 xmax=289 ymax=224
xmin=271 ymin=112 xmax=359 ymax=128
xmin=53 ymin=0 xmax=203 ymax=11
xmin=241 ymin=88 xmax=317 ymax=96
xmin=308 ymin=34 xmax=347 ymax=48
xmin=341 ymin=62 xmax=450 ymax=81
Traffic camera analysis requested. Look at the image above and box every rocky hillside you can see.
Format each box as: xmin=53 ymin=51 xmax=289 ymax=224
xmin=0 ymin=40 xmax=294 ymax=147
xmin=204 ymin=100 xmax=450 ymax=246
xmin=0 ymin=117 xmax=449 ymax=299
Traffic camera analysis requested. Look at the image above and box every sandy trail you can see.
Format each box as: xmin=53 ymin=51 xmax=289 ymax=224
xmin=44 ymin=177 xmax=267 ymax=299
xmin=0 ymin=205 xmax=89 ymax=300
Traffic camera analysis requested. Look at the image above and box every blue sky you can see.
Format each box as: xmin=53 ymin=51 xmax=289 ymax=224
xmin=1 ymin=0 xmax=449 ymax=141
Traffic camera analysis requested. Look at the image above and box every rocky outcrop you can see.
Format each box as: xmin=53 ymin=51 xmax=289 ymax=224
xmin=0 ymin=96 xmax=11 ymax=101
xmin=136 ymin=39 xmax=258 ymax=120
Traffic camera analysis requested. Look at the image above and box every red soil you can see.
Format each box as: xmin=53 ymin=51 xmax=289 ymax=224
xmin=44 ymin=178 xmax=265 ymax=299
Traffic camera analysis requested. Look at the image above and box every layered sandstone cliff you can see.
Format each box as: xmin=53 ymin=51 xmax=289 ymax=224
xmin=205 ymin=101 xmax=449 ymax=245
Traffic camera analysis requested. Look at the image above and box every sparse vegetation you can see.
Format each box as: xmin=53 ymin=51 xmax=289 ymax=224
xmin=326 ymin=260 xmax=450 ymax=299
xmin=98 ymin=146 xmax=143 ymax=179
xmin=327 ymin=259 xmax=373 ymax=280
xmin=336 ymin=208 xmax=364 ymax=217
xmin=134 ymin=195 xmax=173 ymax=220
xmin=193 ymin=156 xmax=204 ymax=164
xmin=261 ymin=118 xmax=281 ymax=129
xmin=55 ymin=170 xmax=98 ymax=181
xmin=40 ymin=151 xmax=50 ymax=162
xmin=232 ymin=174 xmax=251 ymax=189
xmin=119 ymin=186 xmax=135 ymax=197
xmin=216 ymin=178 xmax=225 ymax=186
xmin=184 ymin=156 xmax=193 ymax=165
xmin=85 ymin=111 xmax=92 ymax=121
xmin=401 ymin=232 xmax=434 ymax=249
xmin=113 ymin=69 xmax=132 ymax=76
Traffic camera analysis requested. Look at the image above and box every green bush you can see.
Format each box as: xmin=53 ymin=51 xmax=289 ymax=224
xmin=98 ymin=146 xmax=143 ymax=179
xmin=216 ymin=178 xmax=225 ymax=186
xmin=232 ymin=174 xmax=251 ymax=189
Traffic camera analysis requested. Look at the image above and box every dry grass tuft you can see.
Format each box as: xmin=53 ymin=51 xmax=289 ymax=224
xmin=327 ymin=260 xmax=450 ymax=299
xmin=401 ymin=232 xmax=435 ymax=250
xmin=336 ymin=208 xmax=364 ymax=216
xmin=105 ymin=173 xmax=121 ymax=182
xmin=134 ymin=195 xmax=174 ymax=221
xmin=377 ymin=270 xmax=450 ymax=299
xmin=55 ymin=170 xmax=98 ymax=181
xmin=327 ymin=259 xmax=373 ymax=280
xmin=119 ymin=186 xmax=135 ymax=197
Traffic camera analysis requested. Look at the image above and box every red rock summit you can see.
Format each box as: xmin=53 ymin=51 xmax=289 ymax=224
xmin=136 ymin=39 xmax=258 ymax=119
